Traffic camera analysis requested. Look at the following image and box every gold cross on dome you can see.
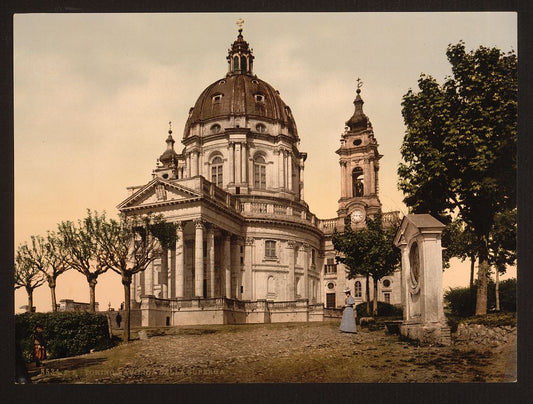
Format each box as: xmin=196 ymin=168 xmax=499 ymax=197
xmin=236 ymin=18 xmax=245 ymax=30
xmin=356 ymin=77 xmax=364 ymax=90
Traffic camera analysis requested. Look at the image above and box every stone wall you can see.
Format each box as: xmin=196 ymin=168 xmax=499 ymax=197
xmin=453 ymin=323 xmax=516 ymax=347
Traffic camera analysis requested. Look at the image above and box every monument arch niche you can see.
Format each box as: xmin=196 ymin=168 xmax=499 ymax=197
xmin=394 ymin=214 xmax=451 ymax=346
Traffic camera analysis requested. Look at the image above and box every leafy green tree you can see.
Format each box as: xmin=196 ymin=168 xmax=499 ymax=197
xmin=15 ymin=242 xmax=46 ymax=312
xmin=398 ymin=42 xmax=517 ymax=315
xmin=97 ymin=214 xmax=175 ymax=342
xmin=58 ymin=210 xmax=109 ymax=312
xmin=488 ymin=209 xmax=516 ymax=311
xmin=332 ymin=213 xmax=401 ymax=316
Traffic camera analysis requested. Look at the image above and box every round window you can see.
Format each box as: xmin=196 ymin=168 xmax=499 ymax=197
xmin=327 ymin=282 xmax=335 ymax=290
xmin=353 ymin=138 xmax=362 ymax=146
xmin=256 ymin=123 xmax=267 ymax=133
xmin=382 ymin=279 xmax=391 ymax=288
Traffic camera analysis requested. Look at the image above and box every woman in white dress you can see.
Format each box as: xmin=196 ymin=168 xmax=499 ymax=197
xmin=340 ymin=288 xmax=357 ymax=333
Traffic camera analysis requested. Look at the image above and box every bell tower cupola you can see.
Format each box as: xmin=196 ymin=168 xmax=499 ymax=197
xmin=227 ymin=18 xmax=254 ymax=76
xmin=153 ymin=122 xmax=183 ymax=180
xmin=336 ymin=78 xmax=382 ymax=222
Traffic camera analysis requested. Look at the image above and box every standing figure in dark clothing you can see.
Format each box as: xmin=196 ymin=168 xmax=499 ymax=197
xmin=116 ymin=312 xmax=122 ymax=328
xmin=33 ymin=325 xmax=46 ymax=367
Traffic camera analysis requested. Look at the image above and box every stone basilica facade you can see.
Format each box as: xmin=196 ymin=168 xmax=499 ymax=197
xmin=118 ymin=26 xmax=401 ymax=326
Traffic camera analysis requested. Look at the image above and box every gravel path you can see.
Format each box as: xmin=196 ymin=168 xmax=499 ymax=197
xmin=28 ymin=321 xmax=516 ymax=384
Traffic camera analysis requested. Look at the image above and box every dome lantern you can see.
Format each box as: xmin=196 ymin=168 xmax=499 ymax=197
xmin=226 ymin=18 xmax=254 ymax=76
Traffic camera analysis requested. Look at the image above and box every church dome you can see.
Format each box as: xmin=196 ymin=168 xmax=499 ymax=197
xmin=183 ymin=26 xmax=298 ymax=140
xmin=183 ymin=75 xmax=297 ymax=138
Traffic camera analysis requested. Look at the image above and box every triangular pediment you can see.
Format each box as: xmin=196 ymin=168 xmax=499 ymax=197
xmin=117 ymin=178 xmax=202 ymax=211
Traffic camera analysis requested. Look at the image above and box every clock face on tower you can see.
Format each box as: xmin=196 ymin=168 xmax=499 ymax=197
xmin=351 ymin=209 xmax=365 ymax=223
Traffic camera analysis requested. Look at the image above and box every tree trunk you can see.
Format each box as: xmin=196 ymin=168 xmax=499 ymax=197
xmin=469 ymin=256 xmax=475 ymax=290
xmin=26 ymin=287 xmax=33 ymax=313
xmin=495 ymin=269 xmax=500 ymax=312
xmin=475 ymin=258 xmax=489 ymax=315
xmin=469 ymin=256 xmax=476 ymax=310
xmin=365 ymin=274 xmax=371 ymax=316
xmin=372 ymin=278 xmax=378 ymax=316
xmin=50 ymin=285 xmax=57 ymax=312
xmin=122 ymin=276 xmax=132 ymax=343
xmin=89 ymin=278 xmax=97 ymax=313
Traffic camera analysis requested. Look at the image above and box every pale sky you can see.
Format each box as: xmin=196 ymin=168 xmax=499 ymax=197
xmin=14 ymin=12 xmax=517 ymax=313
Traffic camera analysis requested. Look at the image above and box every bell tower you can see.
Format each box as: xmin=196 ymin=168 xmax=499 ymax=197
xmin=336 ymin=79 xmax=382 ymax=224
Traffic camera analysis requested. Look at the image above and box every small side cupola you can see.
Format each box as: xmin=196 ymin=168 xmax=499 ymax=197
xmin=345 ymin=78 xmax=371 ymax=132
xmin=153 ymin=122 xmax=183 ymax=180
xmin=159 ymin=123 xmax=179 ymax=167
xmin=227 ymin=18 xmax=254 ymax=76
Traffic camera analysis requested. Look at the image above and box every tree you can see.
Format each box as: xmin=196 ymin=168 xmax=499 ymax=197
xmin=58 ymin=210 xmax=109 ymax=312
xmin=442 ymin=218 xmax=479 ymax=305
xmin=97 ymin=214 xmax=175 ymax=342
xmin=398 ymin=42 xmax=517 ymax=315
xmin=41 ymin=232 xmax=71 ymax=312
xmin=488 ymin=209 xmax=516 ymax=311
xmin=332 ymin=213 xmax=401 ymax=316
xmin=15 ymin=243 xmax=46 ymax=312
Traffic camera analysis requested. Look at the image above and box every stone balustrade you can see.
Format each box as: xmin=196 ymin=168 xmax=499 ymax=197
xmin=135 ymin=295 xmax=325 ymax=326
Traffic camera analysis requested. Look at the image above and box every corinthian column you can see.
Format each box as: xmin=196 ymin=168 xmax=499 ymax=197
xmin=286 ymin=241 xmax=296 ymax=300
xmin=228 ymin=142 xmax=235 ymax=184
xmin=207 ymin=225 xmax=215 ymax=297
xmin=243 ymin=237 xmax=254 ymax=300
xmin=302 ymin=243 xmax=309 ymax=299
xmin=194 ymin=219 xmax=204 ymax=297
xmin=223 ymin=233 xmax=232 ymax=298
xmin=175 ymin=222 xmax=184 ymax=298
xmin=235 ymin=143 xmax=242 ymax=185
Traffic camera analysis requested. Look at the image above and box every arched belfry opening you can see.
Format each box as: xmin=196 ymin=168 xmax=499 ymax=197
xmin=352 ymin=167 xmax=364 ymax=197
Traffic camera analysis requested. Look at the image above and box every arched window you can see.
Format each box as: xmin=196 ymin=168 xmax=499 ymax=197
xmin=254 ymin=155 xmax=266 ymax=189
xmin=352 ymin=167 xmax=364 ymax=197
xmin=211 ymin=156 xmax=223 ymax=187
xmin=240 ymin=56 xmax=247 ymax=73
xmin=354 ymin=281 xmax=362 ymax=298
xmin=233 ymin=56 xmax=239 ymax=72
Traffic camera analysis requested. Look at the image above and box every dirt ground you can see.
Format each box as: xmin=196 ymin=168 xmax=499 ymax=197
xmin=27 ymin=321 xmax=516 ymax=384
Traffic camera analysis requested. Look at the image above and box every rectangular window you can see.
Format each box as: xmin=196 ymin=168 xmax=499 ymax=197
xmin=384 ymin=292 xmax=391 ymax=304
xmin=265 ymin=240 xmax=276 ymax=258
xmin=311 ymin=249 xmax=316 ymax=265
xmin=212 ymin=165 xmax=223 ymax=187
xmin=324 ymin=258 xmax=337 ymax=274
xmin=254 ymin=164 xmax=266 ymax=189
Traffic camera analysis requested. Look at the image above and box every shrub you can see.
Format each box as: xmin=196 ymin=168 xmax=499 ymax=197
xmin=15 ymin=312 xmax=116 ymax=362
xmin=444 ymin=278 xmax=516 ymax=317
xmin=355 ymin=301 xmax=402 ymax=318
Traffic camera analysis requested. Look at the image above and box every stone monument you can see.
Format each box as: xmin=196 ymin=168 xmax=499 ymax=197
xmin=393 ymin=214 xmax=451 ymax=346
